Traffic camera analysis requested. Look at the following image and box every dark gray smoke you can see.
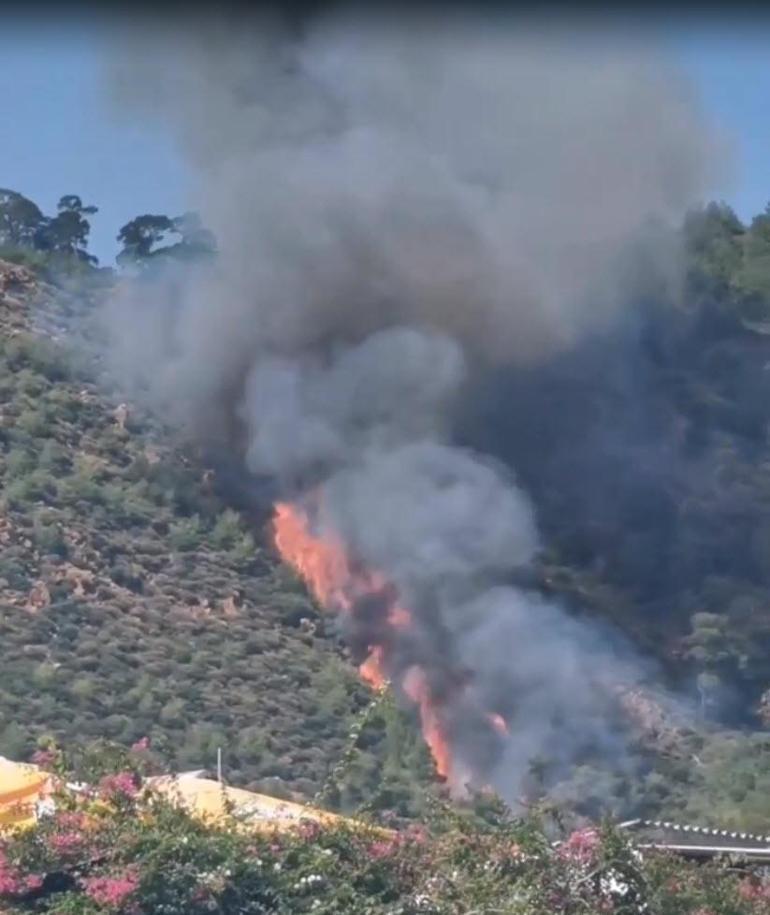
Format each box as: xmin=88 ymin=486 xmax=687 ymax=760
xmin=103 ymin=10 xmax=723 ymax=800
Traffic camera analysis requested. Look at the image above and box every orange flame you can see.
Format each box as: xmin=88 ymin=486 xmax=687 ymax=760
xmin=272 ymin=498 xmax=507 ymax=789
xmin=273 ymin=501 xmax=352 ymax=609
xmin=402 ymin=666 xmax=452 ymax=780
xmin=273 ymin=499 xmax=453 ymax=776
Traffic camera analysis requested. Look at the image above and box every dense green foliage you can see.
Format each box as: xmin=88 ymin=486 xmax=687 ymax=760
xmin=2 ymin=742 xmax=769 ymax=915
xmin=0 ymin=260 xmax=431 ymax=812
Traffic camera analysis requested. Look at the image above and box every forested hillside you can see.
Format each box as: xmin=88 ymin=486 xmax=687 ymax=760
xmin=474 ymin=201 xmax=770 ymax=715
xmin=4 ymin=188 xmax=770 ymax=830
xmin=0 ymin=195 xmax=433 ymax=815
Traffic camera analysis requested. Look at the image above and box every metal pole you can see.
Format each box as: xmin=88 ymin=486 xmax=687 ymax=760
xmin=217 ymin=747 xmax=222 ymax=783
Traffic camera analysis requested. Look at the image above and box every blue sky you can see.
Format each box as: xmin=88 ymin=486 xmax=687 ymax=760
xmin=1 ymin=20 xmax=768 ymax=267
xmin=0 ymin=23 xmax=190 ymax=266
xmin=669 ymin=24 xmax=770 ymax=223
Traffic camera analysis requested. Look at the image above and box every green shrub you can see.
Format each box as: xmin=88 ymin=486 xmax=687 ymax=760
xmin=4 ymin=469 xmax=57 ymax=508
xmin=209 ymin=508 xmax=244 ymax=549
xmin=0 ymin=556 xmax=29 ymax=590
xmin=1 ymin=333 xmax=74 ymax=381
xmin=4 ymin=446 xmax=35 ymax=478
xmin=13 ymin=367 xmax=47 ymax=397
xmin=32 ymin=513 xmax=68 ymax=557
xmin=168 ymin=515 xmax=203 ymax=551
xmin=13 ymin=406 xmax=48 ymax=438
xmin=37 ymin=440 xmax=71 ymax=474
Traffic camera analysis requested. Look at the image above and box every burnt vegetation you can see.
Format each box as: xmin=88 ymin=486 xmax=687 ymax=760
xmin=3 ymin=189 xmax=770 ymax=827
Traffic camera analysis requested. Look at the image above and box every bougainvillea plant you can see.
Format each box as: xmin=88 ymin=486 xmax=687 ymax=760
xmin=1 ymin=740 xmax=769 ymax=914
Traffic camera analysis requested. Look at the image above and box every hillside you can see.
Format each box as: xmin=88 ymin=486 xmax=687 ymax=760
xmin=5 ymin=198 xmax=770 ymax=835
xmin=0 ymin=258 xmax=428 ymax=809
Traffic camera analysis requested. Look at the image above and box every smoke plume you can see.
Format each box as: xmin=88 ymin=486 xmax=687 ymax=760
xmin=103 ymin=10 xmax=722 ymax=801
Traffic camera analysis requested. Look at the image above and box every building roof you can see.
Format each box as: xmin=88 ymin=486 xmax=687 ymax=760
xmin=146 ymin=773 xmax=392 ymax=836
xmin=619 ymin=818 xmax=770 ymax=861
xmin=0 ymin=756 xmax=51 ymax=831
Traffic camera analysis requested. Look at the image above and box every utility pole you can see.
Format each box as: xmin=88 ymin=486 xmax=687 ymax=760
xmin=217 ymin=747 xmax=223 ymax=783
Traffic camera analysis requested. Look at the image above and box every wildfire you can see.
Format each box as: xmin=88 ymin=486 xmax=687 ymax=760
xmin=272 ymin=497 xmax=506 ymax=790
xmin=272 ymin=501 xmax=351 ymax=609
xmin=402 ymin=666 xmax=452 ymax=780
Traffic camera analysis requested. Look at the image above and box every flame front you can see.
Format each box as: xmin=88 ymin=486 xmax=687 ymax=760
xmin=273 ymin=501 xmax=352 ymax=609
xmin=272 ymin=498 xmax=454 ymax=781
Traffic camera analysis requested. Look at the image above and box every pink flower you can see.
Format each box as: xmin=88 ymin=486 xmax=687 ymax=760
xmin=368 ymin=838 xmax=399 ymax=859
xmin=48 ymin=831 xmax=84 ymax=856
xmin=0 ymin=851 xmax=44 ymax=897
xmin=97 ymin=771 xmax=139 ymax=800
xmin=82 ymin=871 xmax=139 ymax=908
xmin=739 ymin=877 xmax=770 ymax=901
xmin=131 ymin=737 xmax=150 ymax=752
xmin=55 ymin=811 xmax=88 ymax=830
xmin=31 ymin=748 xmax=57 ymax=769
xmin=557 ymin=827 xmax=601 ymax=865
xmin=0 ymin=869 xmax=20 ymax=896
xmin=297 ymin=820 xmax=321 ymax=841
xmin=24 ymin=874 xmax=43 ymax=892
xmin=404 ymin=824 xmax=429 ymax=845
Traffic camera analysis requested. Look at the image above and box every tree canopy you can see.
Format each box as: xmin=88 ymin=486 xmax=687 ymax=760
xmin=0 ymin=187 xmax=217 ymax=275
xmin=34 ymin=195 xmax=99 ymax=263
xmin=116 ymin=211 xmax=216 ymax=268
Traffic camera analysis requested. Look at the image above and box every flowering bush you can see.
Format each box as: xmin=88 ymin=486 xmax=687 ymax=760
xmin=97 ymin=771 xmax=139 ymax=802
xmin=557 ymin=825 xmax=601 ymax=865
xmin=0 ymin=849 xmax=43 ymax=898
xmin=82 ymin=870 xmax=140 ymax=908
xmin=0 ymin=743 xmax=768 ymax=914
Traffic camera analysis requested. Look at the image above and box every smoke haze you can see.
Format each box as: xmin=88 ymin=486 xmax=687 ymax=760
xmin=103 ymin=10 xmax=724 ymax=801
